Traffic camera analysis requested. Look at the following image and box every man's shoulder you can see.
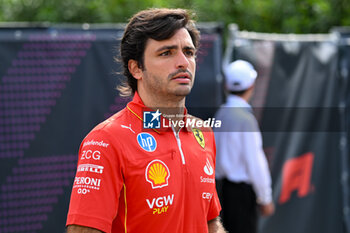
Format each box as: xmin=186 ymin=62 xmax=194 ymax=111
xmin=186 ymin=114 xmax=202 ymax=122
xmin=218 ymin=104 xmax=254 ymax=119
xmin=186 ymin=114 xmax=214 ymax=134
xmin=215 ymin=105 xmax=258 ymax=131
xmin=94 ymin=108 xmax=127 ymax=131
xmin=88 ymin=107 xmax=139 ymax=139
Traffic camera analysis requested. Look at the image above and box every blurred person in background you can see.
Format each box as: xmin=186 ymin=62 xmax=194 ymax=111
xmin=66 ymin=8 xmax=226 ymax=233
xmin=214 ymin=60 xmax=274 ymax=233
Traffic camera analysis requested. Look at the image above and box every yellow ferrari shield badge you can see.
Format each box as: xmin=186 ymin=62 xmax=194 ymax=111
xmin=192 ymin=128 xmax=205 ymax=148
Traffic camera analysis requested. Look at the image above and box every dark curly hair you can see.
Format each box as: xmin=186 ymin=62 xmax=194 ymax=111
xmin=117 ymin=8 xmax=200 ymax=96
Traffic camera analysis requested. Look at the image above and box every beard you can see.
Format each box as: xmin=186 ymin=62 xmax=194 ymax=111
xmin=172 ymin=85 xmax=192 ymax=96
xmin=143 ymin=69 xmax=195 ymax=98
xmin=168 ymin=68 xmax=194 ymax=96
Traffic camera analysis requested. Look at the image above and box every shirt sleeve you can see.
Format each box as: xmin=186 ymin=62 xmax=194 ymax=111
xmin=207 ymin=190 xmax=222 ymax=221
xmin=207 ymin=130 xmax=222 ymax=221
xmin=66 ymin=129 xmax=125 ymax=233
xmin=242 ymin=119 xmax=273 ymax=204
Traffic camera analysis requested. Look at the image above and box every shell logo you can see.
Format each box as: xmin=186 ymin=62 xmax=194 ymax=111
xmin=145 ymin=159 xmax=170 ymax=189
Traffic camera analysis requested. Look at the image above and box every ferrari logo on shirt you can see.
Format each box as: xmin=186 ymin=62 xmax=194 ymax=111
xmin=192 ymin=128 xmax=205 ymax=148
xmin=145 ymin=159 xmax=170 ymax=189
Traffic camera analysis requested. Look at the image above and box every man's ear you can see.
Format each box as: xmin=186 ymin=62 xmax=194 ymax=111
xmin=128 ymin=59 xmax=143 ymax=80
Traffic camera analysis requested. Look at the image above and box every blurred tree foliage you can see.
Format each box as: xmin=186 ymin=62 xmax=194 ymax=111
xmin=0 ymin=0 xmax=349 ymax=33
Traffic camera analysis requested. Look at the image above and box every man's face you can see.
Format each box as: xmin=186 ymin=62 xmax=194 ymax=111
xmin=138 ymin=28 xmax=196 ymax=102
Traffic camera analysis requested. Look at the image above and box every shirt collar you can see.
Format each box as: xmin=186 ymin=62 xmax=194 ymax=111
xmin=126 ymin=92 xmax=191 ymax=134
xmin=225 ymin=94 xmax=251 ymax=108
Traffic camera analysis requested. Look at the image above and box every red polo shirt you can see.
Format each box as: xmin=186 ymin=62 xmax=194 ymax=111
xmin=66 ymin=92 xmax=221 ymax=233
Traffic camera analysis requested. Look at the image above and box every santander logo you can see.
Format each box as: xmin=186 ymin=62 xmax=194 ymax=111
xmin=204 ymin=158 xmax=214 ymax=176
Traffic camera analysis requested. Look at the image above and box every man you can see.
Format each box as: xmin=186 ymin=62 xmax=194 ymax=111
xmin=214 ymin=60 xmax=274 ymax=233
xmin=66 ymin=8 xmax=226 ymax=233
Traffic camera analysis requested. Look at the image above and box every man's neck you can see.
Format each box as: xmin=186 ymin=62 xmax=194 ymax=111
xmin=232 ymin=89 xmax=253 ymax=102
xmin=138 ymin=91 xmax=187 ymax=131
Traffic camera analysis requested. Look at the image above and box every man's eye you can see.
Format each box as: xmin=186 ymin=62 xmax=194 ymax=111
xmin=185 ymin=50 xmax=195 ymax=57
xmin=160 ymin=51 xmax=170 ymax=56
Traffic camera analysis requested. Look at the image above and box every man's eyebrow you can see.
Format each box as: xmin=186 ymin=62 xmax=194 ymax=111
xmin=156 ymin=45 xmax=178 ymax=53
xmin=155 ymin=45 xmax=196 ymax=53
xmin=184 ymin=46 xmax=196 ymax=51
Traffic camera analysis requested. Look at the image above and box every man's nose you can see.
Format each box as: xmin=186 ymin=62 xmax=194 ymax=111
xmin=175 ymin=51 xmax=190 ymax=69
